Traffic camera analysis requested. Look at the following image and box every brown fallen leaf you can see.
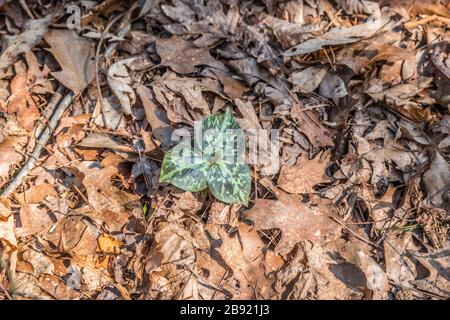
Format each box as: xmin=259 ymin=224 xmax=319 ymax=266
xmin=212 ymin=223 xmax=277 ymax=299
xmin=0 ymin=136 xmax=26 ymax=186
xmin=42 ymin=215 xmax=99 ymax=257
xmin=156 ymin=36 xmax=225 ymax=74
xmin=366 ymin=78 xmax=439 ymax=123
xmin=291 ymin=103 xmax=334 ymax=147
xmin=289 ymin=66 xmax=329 ymax=93
xmin=107 ymin=58 xmax=136 ymax=115
xmin=136 ymin=84 xmax=173 ymax=149
xmin=0 ymin=197 xmax=17 ymax=277
xmin=277 ymin=152 xmax=331 ymax=194
xmin=0 ymin=16 xmax=51 ymax=71
xmin=7 ymin=62 xmax=40 ymax=131
xmin=422 ymin=150 xmax=450 ymax=210
xmin=158 ymin=71 xmax=223 ymax=116
xmin=283 ymin=6 xmax=389 ymax=56
xmin=16 ymin=204 xmax=54 ymax=238
xmin=98 ymin=234 xmax=122 ymax=254
xmin=38 ymin=274 xmax=78 ymax=300
xmin=243 ymin=193 xmax=341 ymax=255
xmin=44 ymin=29 xmax=95 ymax=94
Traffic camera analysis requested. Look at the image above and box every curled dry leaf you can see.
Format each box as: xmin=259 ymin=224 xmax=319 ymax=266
xmin=283 ymin=7 xmax=388 ymax=56
xmin=289 ymin=66 xmax=329 ymax=93
xmin=422 ymin=150 xmax=450 ymax=210
xmin=107 ymin=58 xmax=137 ymax=115
xmin=0 ymin=15 xmax=51 ymax=72
xmin=136 ymin=84 xmax=173 ymax=149
xmin=366 ymin=78 xmax=438 ymax=123
xmin=0 ymin=135 xmax=27 ymax=186
xmin=16 ymin=204 xmax=54 ymax=238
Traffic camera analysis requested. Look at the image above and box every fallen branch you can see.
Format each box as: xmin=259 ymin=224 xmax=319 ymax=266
xmin=1 ymin=90 xmax=75 ymax=196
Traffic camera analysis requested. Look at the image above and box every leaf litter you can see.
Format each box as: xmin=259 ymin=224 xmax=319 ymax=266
xmin=0 ymin=0 xmax=449 ymax=301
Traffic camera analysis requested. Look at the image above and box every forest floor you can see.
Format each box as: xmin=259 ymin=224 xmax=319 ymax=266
xmin=0 ymin=0 xmax=449 ymax=300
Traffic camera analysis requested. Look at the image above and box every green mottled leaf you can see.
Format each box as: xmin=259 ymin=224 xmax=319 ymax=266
xmin=160 ymin=110 xmax=251 ymax=205
xmin=207 ymin=162 xmax=251 ymax=206
xmin=159 ymin=139 xmax=209 ymax=192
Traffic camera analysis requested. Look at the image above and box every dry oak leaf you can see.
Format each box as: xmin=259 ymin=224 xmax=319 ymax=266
xmin=0 ymin=135 xmax=27 ymax=184
xmin=7 ymin=63 xmax=41 ymax=131
xmin=98 ymin=233 xmax=122 ymax=254
xmin=198 ymin=223 xmax=277 ymax=300
xmin=0 ymin=197 xmax=17 ymax=275
xmin=16 ymin=204 xmax=53 ymax=238
xmin=44 ymin=29 xmax=95 ymax=94
xmin=277 ymin=152 xmax=331 ymax=194
xmin=243 ymin=194 xmax=340 ymax=255
xmin=291 ymin=103 xmax=334 ymax=147
xmin=156 ymin=36 xmax=225 ymax=74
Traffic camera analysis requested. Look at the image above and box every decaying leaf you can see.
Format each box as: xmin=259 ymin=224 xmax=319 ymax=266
xmin=107 ymin=58 xmax=137 ymax=115
xmin=243 ymin=194 xmax=341 ymax=255
xmin=44 ymin=29 xmax=95 ymax=94
xmin=277 ymin=152 xmax=331 ymax=194
xmin=0 ymin=16 xmax=51 ymax=72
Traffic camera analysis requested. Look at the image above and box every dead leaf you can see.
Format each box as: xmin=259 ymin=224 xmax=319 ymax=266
xmin=0 ymin=16 xmax=51 ymax=71
xmin=7 ymin=62 xmax=40 ymax=131
xmin=107 ymin=58 xmax=136 ymax=115
xmin=243 ymin=194 xmax=340 ymax=255
xmin=156 ymin=36 xmax=224 ymax=74
xmin=44 ymin=29 xmax=95 ymax=94
xmin=289 ymin=66 xmax=329 ymax=93
xmin=284 ymin=8 xmax=389 ymax=56
xmin=16 ymin=204 xmax=54 ymax=238
xmin=277 ymin=152 xmax=331 ymax=194
xmin=291 ymin=103 xmax=334 ymax=147
xmin=98 ymin=234 xmax=122 ymax=254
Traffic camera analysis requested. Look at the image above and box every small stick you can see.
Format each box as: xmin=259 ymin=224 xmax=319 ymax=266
xmin=1 ymin=91 xmax=75 ymax=196
xmin=34 ymin=85 xmax=65 ymax=137
xmin=404 ymin=15 xmax=450 ymax=30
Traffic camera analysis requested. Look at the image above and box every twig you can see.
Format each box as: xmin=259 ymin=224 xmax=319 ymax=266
xmin=331 ymin=216 xmax=383 ymax=249
xmin=404 ymin=15 xmax=450 ymax=30
xmin=34 ymin=85 xmax=65 ymax=138
xmin=1 ymin=91 xmax=75 ymax=196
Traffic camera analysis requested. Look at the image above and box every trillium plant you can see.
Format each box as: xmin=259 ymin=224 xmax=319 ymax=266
xmin=159 ymin=110 xmax=251 ymax=205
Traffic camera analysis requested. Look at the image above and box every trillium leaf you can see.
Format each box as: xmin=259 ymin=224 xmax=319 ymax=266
xmin=160 ymin=109 xmax=252 ymax=205
xmin=207 ymin=162 xmax=251 ymax=206
xmin=196 ymin=109 xmax=241 ymax=159
xmin=159 ymin=139 xmax=209 ymax=192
